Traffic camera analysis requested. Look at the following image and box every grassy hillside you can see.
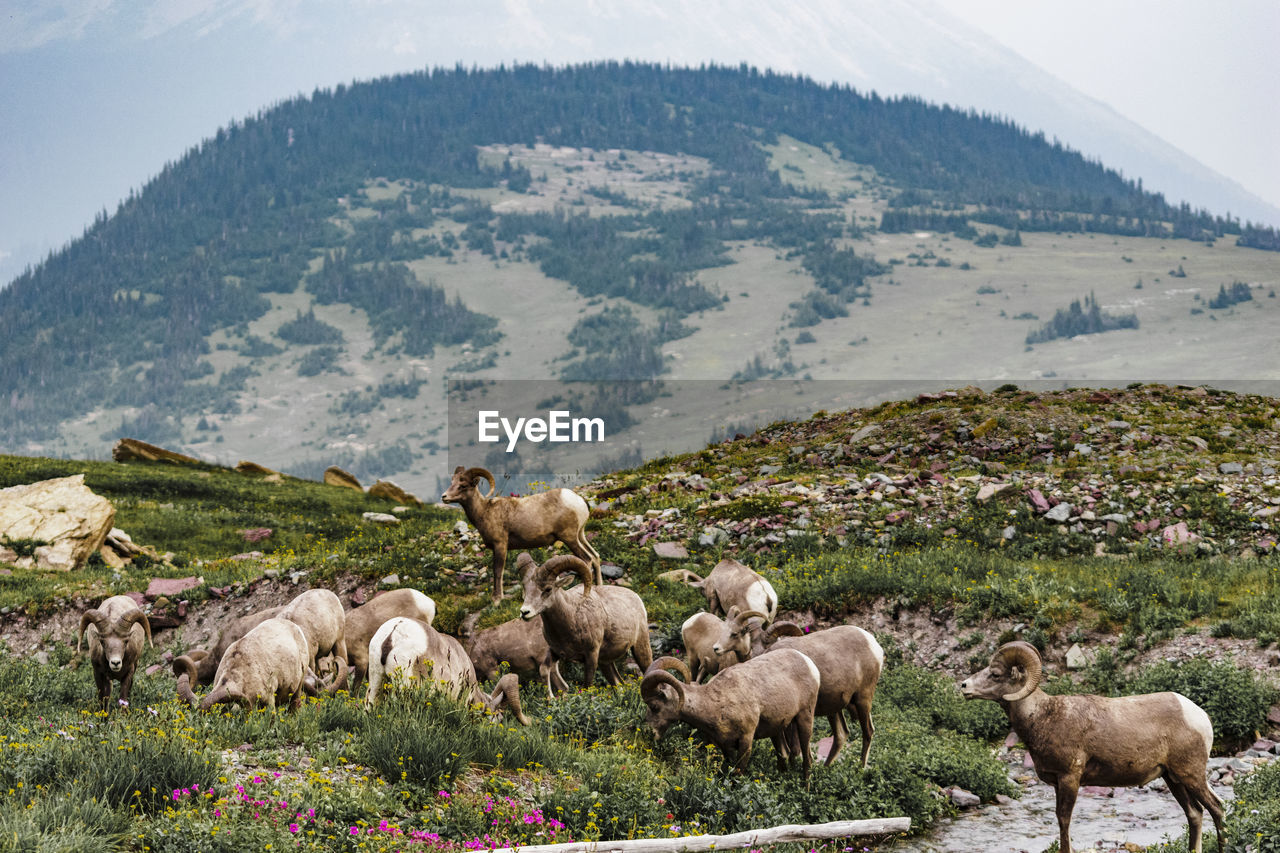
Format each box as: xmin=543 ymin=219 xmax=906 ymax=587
xmin=1 ymin=385 xmax=1278 ymax=850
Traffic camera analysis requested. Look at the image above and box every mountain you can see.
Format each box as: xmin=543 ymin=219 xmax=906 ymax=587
xmin=2 ymin=62 xmax=1278 ymax=495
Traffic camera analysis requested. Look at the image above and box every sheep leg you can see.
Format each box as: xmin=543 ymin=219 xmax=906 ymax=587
xmin=632 ymin=624 xmax=653 ymax=673
xmin=601 ymin=660 xmax=622 ymax=687
xmin=581 ymin=648 xmax=600 ymax=689
xmin=825 ymin=711 xmax=849 ymax=765
xmin=94 ymin=668 xmax=113 ymax=712
xmin=1180 ymin=774 xmax=1226 ymax=853
xmin=770 ymin=734 xmax=790 ymax=771
xmin=1052 ymin=776 xmax=1080 ymax=853
xmin=490 ymin=542 xmax=508 ymax=602
xmin=567 ymin=539 xmax=602 ymax=586
xmin=794 ymin=709 xmax=815 ymax=782
xmin=731 ymin=734 xmax=755 ymax=775
xmin=852 ymin=691 xmax=876 ymax=768
xmin=119 ymin=670 xmax=137 ymax=710
xmin=1165 ymin=777 xmax=1205 ymax=853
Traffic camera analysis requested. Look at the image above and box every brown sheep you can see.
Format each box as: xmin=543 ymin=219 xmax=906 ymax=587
xmin=442 ymin=466 xmax=600 ymax=602
xmin=77 ymin=594 xmax=152 ymax=711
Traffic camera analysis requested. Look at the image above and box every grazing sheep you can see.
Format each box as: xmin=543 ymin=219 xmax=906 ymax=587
xmin=442 ymin=466 xmax=601 ymax=602
xmin=960 ymin=641 xmax=1225 ymax=853
xmin=681 ymin=605 xmax=769 ymax=682
xmin=277 ymin=588 xmax=349 ymax=693
xmin=765 ymin=623 xmax=884 ymax=767
xmin=172 ymin=604 xmax=284 ymax=693
xmin=459 ymin=611 xmax=570 ymax=694
xmin=77 ymin=595 xmax=152 ymax=711
xmin=343 ymin=588 xmax=437 ymax=690
xmin=518 ymin=553 xmax=652 ymax=697
xmin=179 ymin=617 xmax=318 ymax=711
xmin=363 ymin=616 xmax=528 ymax=725
xmin=641 ymin=653 xmax=820 ymax=780
xmin=685 ymin=558 xmax=777 ymax=621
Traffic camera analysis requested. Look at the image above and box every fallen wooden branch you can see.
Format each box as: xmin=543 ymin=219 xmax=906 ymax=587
xmin=488 ymin=817 xmax=912 ymax=853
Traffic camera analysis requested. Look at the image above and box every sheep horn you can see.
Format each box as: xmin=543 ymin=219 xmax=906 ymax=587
xmin=736 ymin=610 xmax=770 ymax=624
xmin=767 ymin=621 xmax=805 ymax=639
xmin=640 ymin=668 xmax=685 ymax=708
xmin=119 ymin=609 xmax=153 ymax=648
xmin=541 ymin=554 xmax=593 ymax=596
xmin=486 ymin=673 xmax=530 ymax=726
xmin=76 ymin=609 xmax=107 ymax=653
xmin=199 ymin=684 xmax=231 ymax=711
xmin=325 ymin=656 xmax=350 ymax=696
xmin=647 ymin=655 xmax=693 ymax=682
xmin=466 ymin=467 xmax=496 ymax=498
xmin=994 ymin=641 xmax=1043 ymax=702
xmin=173 ymin=656 xmax=200 ymax=705
xmin=515 ymin=552 xmax=538 ymax=579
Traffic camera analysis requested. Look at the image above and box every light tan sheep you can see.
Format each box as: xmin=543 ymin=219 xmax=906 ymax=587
xmin=77 ymin=594 xmax=152 ymax=711
xmin=343 ymin=588 xmax=437 ymax=690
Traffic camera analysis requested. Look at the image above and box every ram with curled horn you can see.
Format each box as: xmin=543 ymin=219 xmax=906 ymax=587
xmin=640 ymin=652 xmax=820 ymax=780
xmin=176 ymin=617 xmax=329 ymax=711
xmin=442 ymin=465 xmax=601 ymax=602
xmin=77 ymin=594 xmax=153 ymax=711
xmin=681 ymin=604 xmax=771 ymax=682
xmin=960 ymin=641 xmax=1225 ymax=853
xmin=518 ymin=552 xmax=651 ymax=696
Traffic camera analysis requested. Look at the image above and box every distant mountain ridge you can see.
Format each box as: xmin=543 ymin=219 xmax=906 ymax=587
xmin=2 ymin=61 xmax=1278 ymax=493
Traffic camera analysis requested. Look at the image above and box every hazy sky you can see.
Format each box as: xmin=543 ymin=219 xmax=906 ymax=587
xmin=1 ymin=0 xmax=1277 ymax=281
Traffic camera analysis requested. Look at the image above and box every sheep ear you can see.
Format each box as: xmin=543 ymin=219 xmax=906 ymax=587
xmin=453 ymin=466 xmax=465 ymax=475
xmin=515 ymin=552 xmax=538 ymax=579
xmin=77 ymin=610 xmax=105 ymax=653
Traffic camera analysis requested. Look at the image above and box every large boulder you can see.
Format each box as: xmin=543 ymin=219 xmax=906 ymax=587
xmin=112 ymin=438 xmax=203 ymax=466
xmin=324 ymin=466 xmax=362 ymax=491
xmin=0 ymin=475 xmax=116 ymax=570
xmin=367 ymin=479 xmax=422 ymax=506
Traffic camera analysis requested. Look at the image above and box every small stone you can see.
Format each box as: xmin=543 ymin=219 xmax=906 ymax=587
xmin=976 ymin=482 xmax=1010 ymax=503
xmin=380 ymin=574 xmax=400 ymax=587
xmin=948 ymin=787 xmax=981 ymax=808
xmin=1066 ymin=643 xmax=1091 ymax=670
xmin=601 ymin=564 xmax=624 ymax=580
xmin=362 ymin=512 xmax=400 ymax=525
xmin=145 ymin=576 xmax=202 ymax=599
xmin=1219 ymin=462 xmax=1244 ymax=475
xmin=652 ymin=541 xmax=689 ymax=559
xmin=1045 ymin=503 xmax=1073 ymax=522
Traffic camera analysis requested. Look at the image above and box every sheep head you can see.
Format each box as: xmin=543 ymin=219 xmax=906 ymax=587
xmin=519 ymin=554 xmax=593 ymax=620
xmin=640 ymin=656 xmax=690 ymax=739
xmin=78 ymin=608 xmax=152 ymax=673
xmin=960 ymin=641 xmax=1043 ymax=703
xmin=712 ymin=606 xmax=769 ymax=660
xmin=442 ymin=466 xmax=496 ymax=503
xmin=482 ymin=673 xmax=531 ymax=726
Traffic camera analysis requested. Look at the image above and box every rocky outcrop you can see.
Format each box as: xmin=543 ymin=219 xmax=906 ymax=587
xmin=0 ymin=475 xmax=115 ymax=570
xmin=367 ymin=479 xmax=422 ymax=506
xmin=111 ymin=438 xmax=204 ymax=466
xmin=235 ymin=460 xmax=280 ymax=477
xmin=324 ymin=466 xmax=363 ymax=491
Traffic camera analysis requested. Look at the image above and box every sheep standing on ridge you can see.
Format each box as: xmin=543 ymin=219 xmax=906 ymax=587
xmin=442 ymin=466 xmax=601 ymax=602
xmin=363 ymin=616 xmax=528 ymax=725
xmin=518 ymin=553 xmax=651 ymax=697
xmin=960 ymin=641 xmax=1225 ymax=853
xmin=77 ymin=594 xmax=152 ymax=711
xmin=641 ymin=653 xmax=820 ymax=780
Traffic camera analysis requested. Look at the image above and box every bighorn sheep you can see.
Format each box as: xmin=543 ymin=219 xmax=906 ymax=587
xmin=680 ymin=605 xmax=770 ymax=682
xmin=178 ymin=617 xmax=319 ymax=711
xmin=343 ymin=588 xmax=437 ymax=690
xmin=685 ymin=558 xmax=777 ymax=621
xmin=277 ymin=589 xmax=348 ymax=681
xmin=641 ymin=653 xmax=820 ymax=780
xmin=960 ymin=641 xmax=1225 ymax=853
xmin=765 ymin=622 xmax=884 ymax=767
xmin=77 ymin=595 xmax=153 ymax=711
xmin=518 ymin=553 xmax=652 ymax=697
xmin=172 ymin=604 xmax=284 ymax=693
xmin=363 ymin=616 xmax=528 ymax=725
xmin=442 ymin=466 xmax=601 ymax=601
xmin=459 ymin=611 xmax=570 ymax=694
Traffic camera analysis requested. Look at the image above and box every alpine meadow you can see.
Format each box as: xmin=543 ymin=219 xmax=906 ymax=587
xmin=2 ymin=61 xmax=1280 ymax=853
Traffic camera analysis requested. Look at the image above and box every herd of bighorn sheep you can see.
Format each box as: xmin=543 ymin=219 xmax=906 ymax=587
xmin=74 ymin=472 xmax=1232 ymax=851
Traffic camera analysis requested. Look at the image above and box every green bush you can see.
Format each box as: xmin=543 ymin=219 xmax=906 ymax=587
xmin=1124 ymin=658 xmax=1278 ymax=749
